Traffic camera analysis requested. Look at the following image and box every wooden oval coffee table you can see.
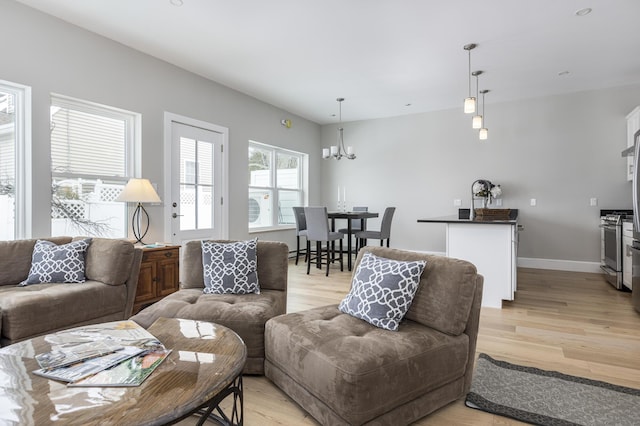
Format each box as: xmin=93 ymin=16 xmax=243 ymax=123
xmin=0 ymin=317 xmax=247 ymax=425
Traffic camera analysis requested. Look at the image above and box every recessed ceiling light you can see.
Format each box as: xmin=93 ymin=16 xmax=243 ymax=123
xmin=170 ymin=0 xmax=184 ymax=6
xmin=575 ymin=8 xmax=592 ymax=16
xmin=558 ymin=71 xmax=570 ymax=76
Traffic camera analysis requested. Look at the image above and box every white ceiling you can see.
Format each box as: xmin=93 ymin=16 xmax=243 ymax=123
xmin=14 ymin=0 xmax=640 ymax=124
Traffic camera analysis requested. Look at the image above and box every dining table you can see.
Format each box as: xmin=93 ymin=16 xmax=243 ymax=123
xmin=328 ymin=210 xmax=379 ymax=271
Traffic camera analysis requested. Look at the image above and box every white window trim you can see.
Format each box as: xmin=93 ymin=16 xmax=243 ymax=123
xmin=248 ymin=140 xmax=306 ymax=232
xmin=51 ymin=93 xmax=142 ymax=178
xmin=1 ymin=80 xmax=32 ymax=238
xmin=50 ymin=94 xmax=141 ymax=239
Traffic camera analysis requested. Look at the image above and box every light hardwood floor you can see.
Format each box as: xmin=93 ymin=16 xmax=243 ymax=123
xmin=216 ymin=261 xmax=640 ymax=425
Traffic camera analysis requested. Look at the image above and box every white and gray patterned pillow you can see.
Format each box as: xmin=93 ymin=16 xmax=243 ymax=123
xmin=339 ymin=252 xmax=426 ymax=331
xmin=202 ymin=239 xmax=260 ymax=294
xmin=19 ymin=238 xmax=92 ymax=286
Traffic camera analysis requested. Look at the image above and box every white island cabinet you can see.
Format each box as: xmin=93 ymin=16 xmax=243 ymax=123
xmin=418 ymin=214 xmax=518 ymax=309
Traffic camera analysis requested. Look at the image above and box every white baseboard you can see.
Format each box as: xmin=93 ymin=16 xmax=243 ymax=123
xmin=517 ymin=257 xmax=601 ymax=273
xmin=410 ymin=251 xmax=602 ymax=274
xmin=330 ymin=247 xmax=603 ymax=274
xmin=403 ymin=251 xmax=602 ymax=274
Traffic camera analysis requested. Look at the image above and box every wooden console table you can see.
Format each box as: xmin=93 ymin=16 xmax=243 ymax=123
xmin=133 ymin=245 xmax=180 ymax=314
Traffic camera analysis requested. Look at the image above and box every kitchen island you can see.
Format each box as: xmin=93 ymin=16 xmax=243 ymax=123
xmin=418 ymin=211 xmax=518 ymax=309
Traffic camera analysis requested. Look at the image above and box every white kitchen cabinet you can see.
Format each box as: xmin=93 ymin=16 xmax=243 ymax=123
xmin=623 ymin=221 xmax=633 ymax=290
xmin=446 ymin=222 xmax=517 ymax=309
xmin=626 ymin=107 xmax=640 ymax=181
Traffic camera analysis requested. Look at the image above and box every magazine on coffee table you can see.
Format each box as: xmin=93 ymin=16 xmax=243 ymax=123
xmin=33 ymin=320 xmax=170 ymax=387
xmin=33 ymin=346 xmax=145 ymax=383
xmin=69 ymin=348 xmax=172 ymax=387
xmin=35 ymin=340 xmax=124 ymax=370
xmin=42 ymin=320 xmax=164 ymax=351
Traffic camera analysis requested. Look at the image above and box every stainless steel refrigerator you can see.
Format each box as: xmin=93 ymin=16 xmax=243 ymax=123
xmin=630 ymin=129 xmax=640 ymax=313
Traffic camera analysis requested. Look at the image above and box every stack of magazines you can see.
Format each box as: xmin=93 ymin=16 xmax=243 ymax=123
xmin=33 ymin=320 xmax=171 ymax=387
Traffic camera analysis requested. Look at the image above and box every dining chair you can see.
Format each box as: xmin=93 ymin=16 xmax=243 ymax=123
xmin=338 ymin=206 xmax=369 ymax=235
xmin=292 ymin=206 xmax=308 ymax=265
xmin=356 ymin=207 xmax=396 ymax=250
xmin=304 ymin=207 xmax=344 ymax=276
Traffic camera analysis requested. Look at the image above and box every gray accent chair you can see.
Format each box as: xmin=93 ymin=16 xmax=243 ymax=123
xmin=264 ymin=245 xmax=484 ymax=425
xmin=304 ymin=206 xmax=344 ymax=276
xmin=130 ymin=239 xmax=288 ymax=375
xmin=356 ymin=206 xmax=396 ymax=250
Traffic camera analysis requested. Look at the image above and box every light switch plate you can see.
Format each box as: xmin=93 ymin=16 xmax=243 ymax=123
xmin=453 ymin=199 xmax=462 ymax=206
xmin=530 ymin=198 xmax=537 ymax=206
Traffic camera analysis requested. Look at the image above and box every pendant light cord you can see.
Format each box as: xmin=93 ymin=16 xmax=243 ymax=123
xmin=468 ymin=49 xmax=472 ymax=97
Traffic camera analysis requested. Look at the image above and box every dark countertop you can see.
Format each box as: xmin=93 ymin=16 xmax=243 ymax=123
xmin=418 ymin=209 xmax=518 ymax=225
xmin=417 ymin=215 xmax=517 ymax=225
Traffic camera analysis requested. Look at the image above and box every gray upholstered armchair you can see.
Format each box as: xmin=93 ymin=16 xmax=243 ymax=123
xmin=131 ymin=239 xmax=288 ymax=375
xmin=264 ymin=245 xmax=483 ymax=425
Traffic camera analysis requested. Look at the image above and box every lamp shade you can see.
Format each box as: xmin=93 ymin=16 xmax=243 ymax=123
xmin=479 ymin=128 xmax=489 ymax=140
xmin=472 ymin=114 xmax=483 ymax=129
xmin=116 ymin=178 xmax=161 ymax=203
xmin=464 ymin=97 xmax=476 ymax=114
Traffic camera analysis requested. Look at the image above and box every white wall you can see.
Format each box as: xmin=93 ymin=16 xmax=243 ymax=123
xmin=321 ymin=85 xmax=640 ymax=270
xmin=0 ymin=0 xmax=321 ymax=249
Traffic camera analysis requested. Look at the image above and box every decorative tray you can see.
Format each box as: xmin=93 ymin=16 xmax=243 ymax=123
xmin=474 ymin=208 xmax=512 ymax=220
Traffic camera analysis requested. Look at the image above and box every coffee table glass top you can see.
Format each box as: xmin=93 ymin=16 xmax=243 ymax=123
xmin=0 ymin=318 xmax=246 ymax=425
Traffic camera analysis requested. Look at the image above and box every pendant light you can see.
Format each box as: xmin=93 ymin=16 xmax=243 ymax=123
xmin=322 ymin=98 xmax=356 ymax=160
xmin=479 ymin=90 xmax=489 ymax=140
xmin=471 ymin=71 xmax=483 ymax=129
xmin=463 ymin=44 xmax=477 ymax=114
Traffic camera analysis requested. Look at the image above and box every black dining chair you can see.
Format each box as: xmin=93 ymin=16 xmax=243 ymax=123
xmin=292 ymin=206 xmax=308 ymax=265
xmin=304 ymin=206 xmax=344 ymax=276
xmin=356 ymin=207 xmax=396 ymax=250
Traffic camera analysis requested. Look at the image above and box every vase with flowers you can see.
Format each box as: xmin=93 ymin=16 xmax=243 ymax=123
xmin=470 ymin=179 xmax=502 ymax=219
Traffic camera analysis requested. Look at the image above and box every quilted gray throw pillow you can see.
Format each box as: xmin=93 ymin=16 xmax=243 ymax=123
xmin=339 ymin=251 xmax=426 ymax=331
xmin=20 ymin=238 xmax=92 ymax=286
xmin=202 ymin=239 xmax=260 ymax=294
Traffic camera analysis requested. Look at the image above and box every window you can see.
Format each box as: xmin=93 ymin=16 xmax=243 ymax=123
xmin=248 ymin=141 xmax=306 ymax=230
xmin=0 ymin=80 xmax=30 ymax=240
xmin=180 ymin=138 xmax=213 ymax=230
xmin=50 ymin=95 xmax=140 ymax=238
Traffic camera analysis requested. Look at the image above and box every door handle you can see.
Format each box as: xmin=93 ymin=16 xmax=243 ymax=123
xmin=172 ymin=213 xmax=184 ymax=218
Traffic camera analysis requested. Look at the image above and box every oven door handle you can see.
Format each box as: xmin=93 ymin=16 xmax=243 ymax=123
xmin=599 ymin=224 xmax=619 ymax=230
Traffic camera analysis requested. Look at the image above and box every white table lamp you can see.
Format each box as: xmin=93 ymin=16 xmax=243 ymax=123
xmin=115 ymin=178 xmax=161 ymax=244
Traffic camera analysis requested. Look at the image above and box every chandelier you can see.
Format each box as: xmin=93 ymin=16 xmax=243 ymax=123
xmin=322 ymin=98 xmax=356 ymax=160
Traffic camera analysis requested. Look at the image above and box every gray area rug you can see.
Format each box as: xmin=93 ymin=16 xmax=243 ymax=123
xmin=465 ymin=353 xmax=640 ymax=426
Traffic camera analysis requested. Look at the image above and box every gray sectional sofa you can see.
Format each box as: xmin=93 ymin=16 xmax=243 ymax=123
xmin=0 ymin=237 xmax=142 ymax=346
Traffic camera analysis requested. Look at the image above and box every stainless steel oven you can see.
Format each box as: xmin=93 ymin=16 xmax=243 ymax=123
xmin=600 ymin=210 xmax=633 ymax=290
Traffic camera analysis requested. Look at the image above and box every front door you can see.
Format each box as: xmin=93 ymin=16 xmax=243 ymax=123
xmin=165 ymin=113 xmax=228 ymax=245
